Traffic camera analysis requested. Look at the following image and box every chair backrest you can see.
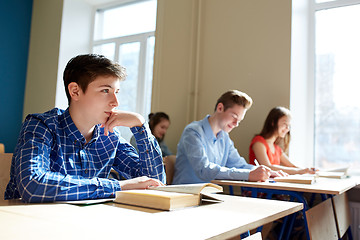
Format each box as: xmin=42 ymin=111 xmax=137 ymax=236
xmin=163 ymin=155 xmax=176 ymax=185
xmin=305 ymin=197 xmax=338 ymax=240
xmin=0 ymin=153 xmax=13 ymax=199
xmin=0 ymin=143 xmax=5 ymax=153
xmin=332 ymin=192 xmax=351 ymax=239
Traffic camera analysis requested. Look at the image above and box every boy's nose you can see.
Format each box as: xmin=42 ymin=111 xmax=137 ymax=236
xmin=111 ymin=93 xmax=119 ymax=107
xmin=234 ymin=120 xmax=240 ymax=127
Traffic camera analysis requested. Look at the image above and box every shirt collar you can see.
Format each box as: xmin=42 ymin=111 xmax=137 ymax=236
xmin=59 ymin=108 xmax=100 ymax=146
xmin=202 ymin=115 xmax=222 ymax=143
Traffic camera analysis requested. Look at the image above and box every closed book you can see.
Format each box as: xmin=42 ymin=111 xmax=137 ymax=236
xmin=273 ymin=175 xmax=316 ymax=184
xmin=114 ymin=183 xmax=223 ymax=211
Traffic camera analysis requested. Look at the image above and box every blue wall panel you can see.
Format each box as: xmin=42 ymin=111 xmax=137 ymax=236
xmin=0 ymin=0 xmax=33 ymax=152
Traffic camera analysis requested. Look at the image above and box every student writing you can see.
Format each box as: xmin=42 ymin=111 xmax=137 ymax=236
xmin=172 ymin=90 xmax=282 ymax=184
xmin=249 ymin=106 xmax=316 ymax=175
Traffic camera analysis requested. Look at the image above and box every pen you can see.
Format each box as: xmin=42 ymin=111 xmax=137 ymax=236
xmin=255 ymin=159 xmax=276 ymax=183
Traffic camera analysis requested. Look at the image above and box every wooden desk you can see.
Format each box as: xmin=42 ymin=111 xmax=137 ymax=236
xmin=213 ymin=177 xmax=357 ymax=195
xmin=0 ymin=194 xmax=302 ymax=240
xmin=212 ymin=177 xmax=358 ymax=240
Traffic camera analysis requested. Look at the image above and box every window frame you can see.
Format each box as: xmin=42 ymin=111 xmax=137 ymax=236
xmin=91 ymin=0 xmax=156 ymax=117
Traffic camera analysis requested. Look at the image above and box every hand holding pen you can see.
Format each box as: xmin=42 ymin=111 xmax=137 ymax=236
xmin=254 ymin=159 xmax=288 ymax=177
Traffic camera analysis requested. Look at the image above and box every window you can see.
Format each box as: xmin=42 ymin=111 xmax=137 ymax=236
xmin=290 ymin=0 xmax=360 ymax=173
xmin=314 ymin=1 xmax=360 ymax=170
xmin=92 ymin=0 xmax=157 ymax=140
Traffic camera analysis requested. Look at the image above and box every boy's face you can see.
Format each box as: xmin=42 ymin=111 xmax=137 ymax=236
xmin=76 ymin=75 xmax=120 ymax=126
xmin=217 ymin=103 xmax=247 ymax=133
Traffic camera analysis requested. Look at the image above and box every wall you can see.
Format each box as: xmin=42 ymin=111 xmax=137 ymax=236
xmin=56 ymin=0 xmax=93 ymax=110
xmin=153 ymin=0 xmax=291 ymax=159
xmin=0 ymin=0 xmax=33 ymax=153
xmin=3 ymin=0 xmax=291 ymax=160
xmin=23 ymin=0 xmax=93 ymax=117
xmin=1 ymin=0 xmax=94 ymax=152
xmin=23 ymin=0 xmax=63 ymax=118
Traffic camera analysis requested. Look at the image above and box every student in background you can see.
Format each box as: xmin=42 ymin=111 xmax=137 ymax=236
xmin=131 ymin=112 xmax=173 ymax=157
xmin=172 ymin=90 xmax=283 ymax=185
xmin=4 ymin=54 xmax=165 ymax=203
xmin=130 ymin=112 xmax=177 ymax=184
xmin=249 ymin=106 xmax=316 ymax=175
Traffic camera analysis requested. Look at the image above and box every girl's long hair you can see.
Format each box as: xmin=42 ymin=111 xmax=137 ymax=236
xmin=148 ymin=112 xmax=170 ymax=142
xmin=259 ymin=106 xmax=291 ymax=152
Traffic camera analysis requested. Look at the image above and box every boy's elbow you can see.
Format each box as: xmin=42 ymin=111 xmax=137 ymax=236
xmin=18 ymin=188 xmax=37 ymax=203
xmin=20 ymin=195 xmax=34 ymax=203
xmin=17 ymin=179 xmax=49 ymax=203
xmin=197 ymin=168 xmax=215 ymax=182
xmin=19 ymin=188 xmax=53 ymax=203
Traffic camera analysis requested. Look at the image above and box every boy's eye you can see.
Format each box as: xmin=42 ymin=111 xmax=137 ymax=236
xmin=101 ymin=89 xmax=109 ymax=93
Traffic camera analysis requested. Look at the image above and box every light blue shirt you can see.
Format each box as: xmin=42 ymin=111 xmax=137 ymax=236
xmin=172 ymin=115 xmax=254 ymax=184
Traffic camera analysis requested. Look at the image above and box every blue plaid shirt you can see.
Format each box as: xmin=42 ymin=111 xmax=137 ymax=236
xmin=4 ymin=108 xmax=165 ymax=203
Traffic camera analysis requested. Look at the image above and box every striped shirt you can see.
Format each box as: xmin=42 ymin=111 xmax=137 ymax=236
xmin=4 ymin=108 xmax=165 ymax=202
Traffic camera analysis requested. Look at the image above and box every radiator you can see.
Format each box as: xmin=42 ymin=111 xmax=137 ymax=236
xmin=349 ymin=201 xmax=360 ymax=240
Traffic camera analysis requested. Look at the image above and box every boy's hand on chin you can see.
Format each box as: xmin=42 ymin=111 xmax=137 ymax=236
xmin=102 ymin=110 xmax=145 ymax=136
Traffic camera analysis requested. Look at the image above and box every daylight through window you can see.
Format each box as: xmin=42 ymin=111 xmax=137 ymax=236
xmin=92 ymin=0 xmax=157 ymax=140
xmin=314 ymin=1 xmax=360 ymax=170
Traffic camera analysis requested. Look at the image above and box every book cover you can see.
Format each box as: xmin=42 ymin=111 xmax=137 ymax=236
xmin=273 ymin=175 xmax=316 ymax=184
xmin=114 ymin=183 xmax=223 ymax=210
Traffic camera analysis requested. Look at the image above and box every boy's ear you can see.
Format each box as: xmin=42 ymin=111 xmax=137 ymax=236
xmin=216 ymin=103 xmax=224 ymax=112
xmin=68 ymin=82 xmax=81 ymax=101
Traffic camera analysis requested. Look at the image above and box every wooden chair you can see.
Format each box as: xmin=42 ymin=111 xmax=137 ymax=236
xmin=0 ymin=143 xmax=5 ymax=153
xmin=109 ymin=168 xmax=120 ymax=180
xmin=332 ymin=192 xmax=353 ymax=239
xmin=0 ymin=153 xmax=13 ymax=200
xmin=163 ymin=155 xmax=176 ymax=185
xmin=305 ymin=197 xmax=338 ymax=240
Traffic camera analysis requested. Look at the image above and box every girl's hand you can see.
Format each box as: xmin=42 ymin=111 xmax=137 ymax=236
xmin=298 ymin=167 xmax=316 ymax=174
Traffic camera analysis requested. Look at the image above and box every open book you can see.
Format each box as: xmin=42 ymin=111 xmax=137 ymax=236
xmin=316 ymin=166 xmax=349 ymax=179
xmin=114 ymin=183 xmax=223 ymax=211
xmin=272 ymin=174 xmax=316 ymax=184
xmin=316 ymin=171 xmax=347 ymax=179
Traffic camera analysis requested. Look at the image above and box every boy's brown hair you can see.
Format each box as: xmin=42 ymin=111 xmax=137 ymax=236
xmin=63 ymin=54 xmax=126 ymax=105
xmin=214 ymin=90 xmax=253 ymax=111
